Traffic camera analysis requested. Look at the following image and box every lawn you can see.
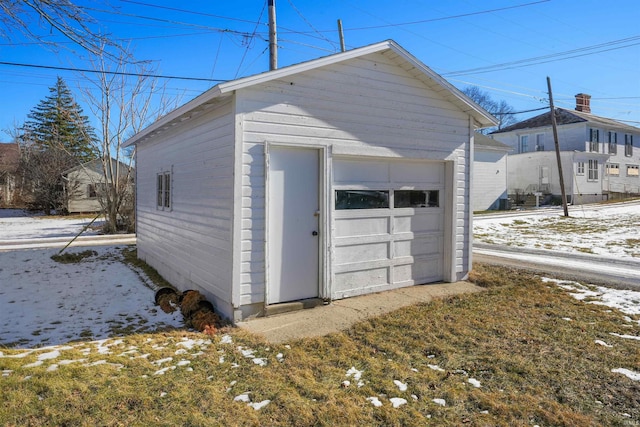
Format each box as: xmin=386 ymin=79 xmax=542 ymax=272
xmin=1 ymin=264 xmax=638 ymax=426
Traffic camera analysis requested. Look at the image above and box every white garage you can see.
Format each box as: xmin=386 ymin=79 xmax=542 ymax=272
xmin=332 ymin=158 xmax=445 ymax=299
xmin=125 ymin=40 xmax=496 ymax=322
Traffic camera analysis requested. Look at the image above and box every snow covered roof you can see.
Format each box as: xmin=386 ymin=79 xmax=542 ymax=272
xmin=124 ymin=40 xmax=497 ymax=147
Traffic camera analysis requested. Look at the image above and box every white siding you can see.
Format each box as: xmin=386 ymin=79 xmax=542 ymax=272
xmin=136 ymin=99 xmax=236 ymax=319
xmin=236 ymin=51 xmax=473 ymax=304
xmin=473 ymin=149 xmax=508 ymax=211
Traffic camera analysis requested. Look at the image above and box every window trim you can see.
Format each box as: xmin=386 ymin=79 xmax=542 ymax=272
xmin=625 ymin=134 xmax=634 ymax=157
xmin=519 ymin=134 xmax=529 ymax=153
xmin=587 ymin=159 xmax=598 ymax=181
xmin=157 ymin=169 xmax=172 ymax=211
xmin=608 ymin=131 xmax=617 ymax=155
xmin=576 ymin=161 xmax=585 ymax=175
xmin=627 ymin=165 xmax=639 ymax=177
xmin=589 ymin=128 xmax=600 ymax=153
xmin=606 ymin=163 xmax=620 ymax=176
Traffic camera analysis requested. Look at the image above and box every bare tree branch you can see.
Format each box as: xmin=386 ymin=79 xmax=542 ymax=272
xmin=0 ymin=0 xmax=123 ymax=59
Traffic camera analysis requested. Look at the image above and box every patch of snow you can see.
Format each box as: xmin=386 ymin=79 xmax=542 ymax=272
xmin=468 ymin=378 xmax=481 ymax=388
xmin=248 ymin=400 xmax=270 ymax=410
xmin=152 ymin=357 xmax=173 ymax=365
xmin=367 ymin=397 xmax=383 ymax=407
xmin=612 ymin=368 xmax=640 ymax=381
xmin=234 ymin=393 xmax=251 ymax=403
xmin=276 ymin=353 xmax=284 ymax=362
xmin=432 ymin=398 xmax=446 ymax=406
xmin=176 ymin=360 xmax=190 ymax=367
xmin=346 ymin=366 xmax=363 ymax=381
xmin=389 ymin=397 xmax=407 ymax=408
xmin=252 ymin=358 xmax=267 ymax=367
xmin=393 ymin=380 xmax=407 ymax=391
xmin=610 ymin=333 xmax=640 ymax=341
xmin=220 ymin=335 xmax=233 ymax=344
xmin=427 ymin=364 xmax=445 ymax=372
xmin=595 ymin=340 xmax=613 ymax=347
xmin=0 ymin=244 xmax=184 ymax=349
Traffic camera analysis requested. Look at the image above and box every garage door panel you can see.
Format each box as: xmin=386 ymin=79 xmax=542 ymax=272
xmin=394 ymin=257 xmax=442 ymax=284
xmin=394 ymin=237 xmax=442 ymax=258
xmin=393 ymin=213 xmax=443 ymax=233
xmin=335 ymin=216 xmax=389 ymax=238
xmin=335 ymin=267 xmax=389 ymax=293
xmin=335 ymin=242 xmax=389 ymax=265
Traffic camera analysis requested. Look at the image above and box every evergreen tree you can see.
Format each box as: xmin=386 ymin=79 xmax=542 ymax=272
xmin=21 ymin=76 xmax=98 ymax=162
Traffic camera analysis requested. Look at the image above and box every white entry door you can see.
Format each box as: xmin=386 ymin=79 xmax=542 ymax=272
xmin=267 ymin=146 xmax=319 ymax=304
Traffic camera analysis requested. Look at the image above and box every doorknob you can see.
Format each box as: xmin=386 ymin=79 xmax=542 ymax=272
xmin=312 ymin=231 xmax=318 ymax=236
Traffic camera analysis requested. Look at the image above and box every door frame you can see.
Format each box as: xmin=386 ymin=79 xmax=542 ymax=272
xmin=264 ymin=142 xmax=329 ymax=306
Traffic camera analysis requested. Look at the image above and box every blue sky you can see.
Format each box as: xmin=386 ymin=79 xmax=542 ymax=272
xmin=1 ymin=0 xmax=639 ymax=138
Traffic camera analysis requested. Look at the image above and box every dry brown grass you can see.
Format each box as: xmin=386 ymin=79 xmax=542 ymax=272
xmin=1 ymin=263 xmax=638 ymax=426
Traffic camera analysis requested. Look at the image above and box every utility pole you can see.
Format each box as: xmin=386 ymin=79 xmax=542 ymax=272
xmin=547 ymin=76 xmax=569 ymax=217
xmin=337 ymin=19 xmax=345 ymax=52
xmin=268 ymin=0 xmax=277 ymax=70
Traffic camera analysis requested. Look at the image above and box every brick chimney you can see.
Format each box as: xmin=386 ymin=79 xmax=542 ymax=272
xmin=575 ymin=93 xmax=591 ymax=113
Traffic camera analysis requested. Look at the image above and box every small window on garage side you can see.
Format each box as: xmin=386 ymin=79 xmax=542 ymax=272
xmin=157 ymin=171 xmax=171 ymax=210
xmin=394 ymin=190 xmax=439 ymax=208
xmin=335 ymin=190 xmax=389 ymax=209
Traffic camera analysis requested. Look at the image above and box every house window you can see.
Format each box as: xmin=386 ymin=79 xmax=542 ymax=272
xmin=625 ymin=134 xmax=634 ymax=157
xmin=519 ymin=135 xmax=529 ymax=153
xmin=608 ymin=131 xmax=617 ymax=155
xmin=335 ymin=190 xmax=389 ymax=209
xmin=589 ymin=128 xmax=599 ymax=152
xmin=576 ymin=162 xmax=585 ymax=175
xmin=535 ymin=134 xmax=544 ymax=151
xmin=606 ymin=163 xmax=620 ymax=176
xmin=394 ymin=190 xmax=439 ymax=208
xmin=157 ymin=171 xmax=171 ymax=209
xmin=88 ymin=183 xmax=106 ymax=199
xmin=588 ymin=159 xmax=598 ymax=181
xmin=627 ymin=165 xmax=639 ymax=177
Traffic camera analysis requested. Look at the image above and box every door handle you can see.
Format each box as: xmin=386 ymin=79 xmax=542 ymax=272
xmin=312 ymin=231 xmax=318 ymax=236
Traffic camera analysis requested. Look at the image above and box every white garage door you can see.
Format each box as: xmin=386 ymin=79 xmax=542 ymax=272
xmin=332 ymin=158 xmax=445 ymax=299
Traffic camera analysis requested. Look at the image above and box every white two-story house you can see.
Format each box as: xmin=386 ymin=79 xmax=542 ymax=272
xmin=491 ymin=94 xmax=640 ymax=204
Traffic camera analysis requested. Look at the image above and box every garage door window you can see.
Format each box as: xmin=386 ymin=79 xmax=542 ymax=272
xmin=335 ymin=190 xmax=389 ymax=209
xmin=395 ymin=190 xmax=439 ymax=208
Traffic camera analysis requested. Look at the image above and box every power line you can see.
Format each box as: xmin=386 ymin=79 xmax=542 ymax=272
xmin=328 ymin=0 xmax=551 ymax=33
xmin=0 ymin=61 xmax=227 ymax=82
xmin=443 ymin=35 xmax=640 ymax=77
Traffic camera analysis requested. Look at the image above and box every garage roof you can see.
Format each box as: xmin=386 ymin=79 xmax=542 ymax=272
xmin=125 ymin=40 xmax=498 ymax=147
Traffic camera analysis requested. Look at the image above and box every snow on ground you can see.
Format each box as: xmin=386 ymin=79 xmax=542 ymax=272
xmin=474 ymin=202 xmax=640 ymax=259
xmin=0 ymin=210 xmax=181 ymax=348
xmin=0 ymin=209 xmax=103 ymax=240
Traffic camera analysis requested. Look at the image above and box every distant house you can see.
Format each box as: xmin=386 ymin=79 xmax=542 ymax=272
xmin=473 ymin=133 xmax=510 ymax=211
xmin=0 ymin=142 xmax=20 ymax=208
xmin=63 ymin=158 xmax=133 ymax=213
xmin=124 ymin=40 xmax=496 ymax=322
xmin=491 ymin=94 xmax=640 ymax=204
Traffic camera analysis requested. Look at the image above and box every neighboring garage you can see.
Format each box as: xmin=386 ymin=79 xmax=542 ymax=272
xmin=124 ymin=40 xmax=497 ymax=322
xmin=332 ymin=158 xmax=445 ymax=299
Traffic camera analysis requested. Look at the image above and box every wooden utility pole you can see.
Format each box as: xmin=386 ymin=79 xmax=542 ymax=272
xmin=268 ymin=0 xmax=277 ymax=70
xmin=547 ymin=76 xmax=569 ymax=217
xmin=337 ymin=19 xmax=345 ymax=52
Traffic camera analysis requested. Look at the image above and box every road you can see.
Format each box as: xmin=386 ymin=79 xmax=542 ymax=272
xmin=473 ymin=244 xmax=640 ymax=290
